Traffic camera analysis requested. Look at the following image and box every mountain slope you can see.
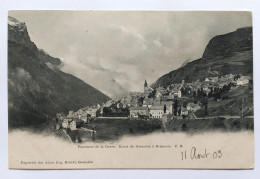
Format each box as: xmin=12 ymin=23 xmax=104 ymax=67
xmin=152 ymin=27 xmax=253 ymax=88
xmin=8 ymin=16 xmax=110 ymax=128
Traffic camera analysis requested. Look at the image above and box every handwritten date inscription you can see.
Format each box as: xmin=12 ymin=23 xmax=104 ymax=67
xmin=181 ymin=147 xmax=222 ymax=160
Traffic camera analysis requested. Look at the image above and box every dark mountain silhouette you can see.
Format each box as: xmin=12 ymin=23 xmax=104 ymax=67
xmin=8 ymin=16 xmax=110 ymax=128
xmin=152 ymin=27 xmax=253 ymax=88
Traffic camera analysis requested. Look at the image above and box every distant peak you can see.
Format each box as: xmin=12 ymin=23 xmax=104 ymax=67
xmin=8 ymin=16 xmax=26 ymax=31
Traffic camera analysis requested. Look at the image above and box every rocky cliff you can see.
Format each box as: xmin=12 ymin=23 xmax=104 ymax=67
xmin=8 ymin=16 xmax=110 ymax=128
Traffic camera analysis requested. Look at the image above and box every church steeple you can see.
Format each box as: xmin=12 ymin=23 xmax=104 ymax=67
xmin=144 ymin=80 xmax=148 ymax=87
xmin=144 ymin=80 xmax=149 ymax=98
xmin=144 ymin=80 xmax=148 ymax=93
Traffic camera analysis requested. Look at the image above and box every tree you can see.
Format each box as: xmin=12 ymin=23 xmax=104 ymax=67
xmin=197 ymin=89 xmax=201 ymax=96
xmin=214 ymin=87 xmax=219 ymax=93
xmin=96 ymin=109 xmax=102 ymax=117
xmin=213 ymin=91 xmax=221 ymax=101
xmin=223 ymin=84 xmax=228 ymax=92
xmin=178 ymin=106 xmax=181 ymax=116
xmin=181 ymin=87 xmax=186 ymax=96
xmin=124 ymin=107 xmax=130 ymax=116
xmin=102 ymin=107 xmax=110 ymax=116
xmin=173 ymin=99 xmax=178 ymax=116
xmin=138 ymin=97 xmax=144 ymax=106
xmin=208 ymin=90 xmax=213 ymax=97
xmin=205 ymin=99 xmax=208 ymax=116
xmin=239 ymin=97 xmax=247 ymax=119
xmin=201 ymin=88 xmax=207 ymax=97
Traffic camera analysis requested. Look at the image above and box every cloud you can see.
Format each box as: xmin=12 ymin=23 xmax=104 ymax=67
xmin=153 ymin=38 xmax=163 ymax=48
xmin=16 ymin=67 xmax=31 ymax=80
xmin=9 ymin=11 xmax=252 ymax=98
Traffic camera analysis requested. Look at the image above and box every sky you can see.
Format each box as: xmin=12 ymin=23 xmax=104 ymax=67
xmin=8 ymin=11 xmax=252 ymax=99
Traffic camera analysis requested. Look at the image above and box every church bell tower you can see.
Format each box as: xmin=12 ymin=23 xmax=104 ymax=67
xmin=144 ymin=80 xmax=148 ymax=92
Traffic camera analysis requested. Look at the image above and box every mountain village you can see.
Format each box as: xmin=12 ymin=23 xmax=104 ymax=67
xmin=54 ymin=73 xmax=252 ymax=135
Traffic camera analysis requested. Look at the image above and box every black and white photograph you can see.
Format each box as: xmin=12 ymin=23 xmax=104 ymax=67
xmin=7 ymin=10 xmax=254 ymax=169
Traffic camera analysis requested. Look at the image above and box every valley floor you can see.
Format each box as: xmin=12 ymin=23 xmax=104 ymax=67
xmin=59 ymin=117 xmax=254 ymax=143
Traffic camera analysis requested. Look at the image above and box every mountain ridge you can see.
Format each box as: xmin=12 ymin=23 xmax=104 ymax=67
xmin=8 ymin=16 xmax=110 ymax=128
xmin=151 ymin=27 xmax=253 ymax=88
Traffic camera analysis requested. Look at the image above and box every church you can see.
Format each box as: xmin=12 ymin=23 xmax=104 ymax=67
xmin=143 ymin=80 xmax=151 ymax=98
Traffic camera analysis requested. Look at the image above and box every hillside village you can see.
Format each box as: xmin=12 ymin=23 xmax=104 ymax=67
xmin=53 ymin=73 xmax=252 ymax=135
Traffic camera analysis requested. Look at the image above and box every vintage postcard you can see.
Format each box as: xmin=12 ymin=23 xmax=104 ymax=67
xmin=8 ymin=11 xmax=254 ymax=169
